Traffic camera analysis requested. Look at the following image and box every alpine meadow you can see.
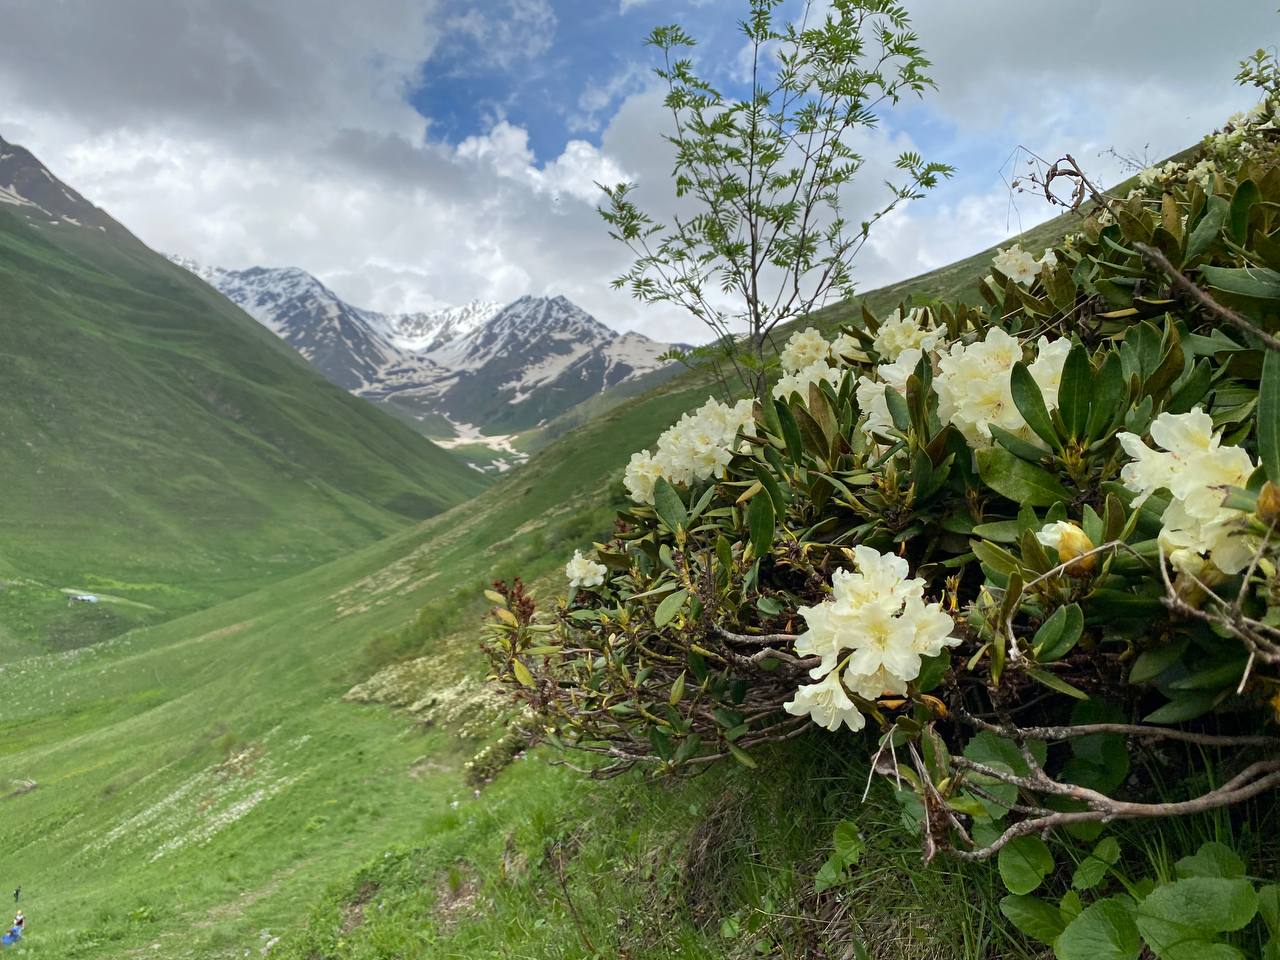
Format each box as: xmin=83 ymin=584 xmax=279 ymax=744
xmin=2 ymin=2 xmax=1280 ymax=959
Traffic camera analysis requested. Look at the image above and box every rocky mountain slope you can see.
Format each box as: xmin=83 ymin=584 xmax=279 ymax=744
xmin=170 ymin=258 xmax=678 ymax=438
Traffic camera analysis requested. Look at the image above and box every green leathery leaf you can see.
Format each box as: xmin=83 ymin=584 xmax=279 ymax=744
xmin=654 ymin=589 xmax=688 ymax=628
xmin=1229 ymin=178 xmax=1260 ymax=244
xmin=1033 ymin=603 xmax=1084 ymax=662
xmin=1260 ymin=349 xmax=1280 ymax=484
xmin=1185 ymin=194 xmax=1228 ymax=264
xmin=653 ymin=477 xmax=688 ymax=533
xmin=976 ymin=446 xmax=1071 ymax=507
xmin=748 ymin=491 xmax=775 ymax=558
xmin=1011 ymin=361 xmax=1059 ymax=449
xmin=1200 ymin=263 xmax=1280 ymax=300
xmin=1058 ymin=343 xmax=1093 ymax=439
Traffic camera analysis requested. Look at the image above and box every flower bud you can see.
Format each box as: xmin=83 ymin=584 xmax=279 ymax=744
xmin=1036 ymin=521 xmax=1096 ymax=575
xmin=1257 ymin=481 xmax=1280 ymax=524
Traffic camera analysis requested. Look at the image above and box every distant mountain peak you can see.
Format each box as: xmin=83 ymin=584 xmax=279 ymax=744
xmin=0 ymin=133 xmax=118 ymax=233
xmin=167 ymin=257 xmax=678 ymax=445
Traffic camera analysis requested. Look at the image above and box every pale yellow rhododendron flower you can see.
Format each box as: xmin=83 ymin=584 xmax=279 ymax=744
xmin=565 ymin=550 xmax=607 ymax=590
xmin=1118 ymin=408 xmax=1258 ymax=574
xmin=1036 ymin=521 xmax=1097 ymax=574
xmin=787 ymin=546 xmax=958 ymax=733
xmin=934 ymin=330 xmax=1070 ymax=447
xmin=779 ymin=327 xmax=832 ymax=373
xmin=872 ymin=308 xmax=945 ymax=361
xmin=992 ymin=244 xmax=1041 ymax=285
xmin=624 ymin=397 xmax=755 ymax=504
xmin=623 ymin=450 xmax=665 ymax=505
xmin=784 ymin=670 xmax=866 ymax=732
xmin=855 ymin=347 xmax=923 ymax=440
xmin=773 ymin=359 xmax=843 ymax=401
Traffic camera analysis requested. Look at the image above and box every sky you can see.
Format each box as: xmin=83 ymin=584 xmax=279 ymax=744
xmin=0 ymin=0 xmax=1274 ymax=342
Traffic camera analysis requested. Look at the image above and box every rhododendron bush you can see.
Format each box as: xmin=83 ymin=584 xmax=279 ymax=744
xmin=483 ymin=46 xmax=1280 ymax=956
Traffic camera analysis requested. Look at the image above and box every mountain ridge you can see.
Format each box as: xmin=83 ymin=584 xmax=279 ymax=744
xmin=169 ymin=257 xmax=680 ymax=439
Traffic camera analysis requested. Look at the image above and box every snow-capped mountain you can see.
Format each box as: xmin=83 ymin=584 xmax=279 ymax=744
xmin=387 ymin=301 xmax=503 ymax=353
xmin=168 ymin=259 xmax=678 ymax=442
xmin=168 ymin=258 xmax=404 ymax=390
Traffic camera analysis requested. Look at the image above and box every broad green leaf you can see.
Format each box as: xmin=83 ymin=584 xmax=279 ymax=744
xmin=1229 ymin=179 xmax=1260 ymax=244
xmin=653 ymin=477 xmax=688 ymax=532
xmin=832 ymin=821 xmax=864 ymax=867
xmin=775 ymin=399 xmax=805 ymax=464
xmin=1200 ymin=264 xmax=1280 ymax=301
xmin=1055 ymin=898 xmax=1141 ymax=960
xmin=1144 ymin=690 xmax=1219 ymax=724
xmin=1175 ymin=842 xmax=1245 ymax=880
xmin=999 ymin=894 xmax=1066 ymax=945
xmin=813 ymin=854 xmax=846 ymax=895
xmin=1260 ymin=349 xmax=1280 ymax=485
xmin=1033 ymin=603 xmax=1084 ymax=662
xmin=1259 ymin=885 xmax=1280 ymax=938
xmin=748 ymin=491 xmax=775 ymax=558
xmin=976 ymin=446 xmax=1071 ymax=508
xmin=1129 ymin=640 xmax=1188 ymax=683
xmin=1085 ymin=351 xmax=1126 ymax=441
xmin=1058 ymin=343 xmax=1093 ymax=439
xmin=512 ymin=658 xmax=535 ymax=688
xmin=1185 ymin=195 xmax=1228 ymax=264
xmin=1073 ymin=837 xmax=1121 ymax=891
xmin=998 ymin=835 xmax=1054 ymax=895
xmin=1135 ymin=878 xmax=1258 ymax=960
xmin=1011 ymin=361 xmax=1059 ymax=449
xmin=654 ymin=589 xmax=688 ymax=628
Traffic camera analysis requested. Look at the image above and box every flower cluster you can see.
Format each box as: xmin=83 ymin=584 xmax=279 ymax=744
xmin=1137 ymin=160 xmax=1183 ymax=189
xmin=784 ymin=546 xmax=958 ymax=732
xmin=871 ymin=308 xmax=944 ymax=361
xmin=991 ymin=243 xmax=1056 ymax=285
xmin=779 ymin=327 xmax=834 ymax=372
xmin=774 ymin=327 xmax=848 ymax=400
xmin=855 ymin=346 xmax=923 ymax=441
xmin=1118 ymin=409 xmax=1259 ymax=575
xmin=565 ymin=550 xmax=607 ymax=590
xmin=623 ymin=396 xmax=757 ymax=504
xmin=934 ymin=329 xmax=1070 ymax=447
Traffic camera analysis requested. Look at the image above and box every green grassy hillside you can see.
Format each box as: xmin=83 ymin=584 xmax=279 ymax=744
xmin=0 ymin=205 xmax=486 ymax=656
xmin=0 ymin=198 xmax=1115 ymax=959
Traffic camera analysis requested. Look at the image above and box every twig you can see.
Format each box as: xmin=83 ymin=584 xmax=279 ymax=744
xmin=1134 ymin=242 xmax=1280 ymax=352
xmin=949 ymin=757 xmax=1280 ymax=860
xmin=959 ymin=712 xmax=1280 ymax=749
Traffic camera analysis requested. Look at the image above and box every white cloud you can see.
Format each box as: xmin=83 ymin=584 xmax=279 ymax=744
xmin=0 ymin=0 xmax=1273 ymax=349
